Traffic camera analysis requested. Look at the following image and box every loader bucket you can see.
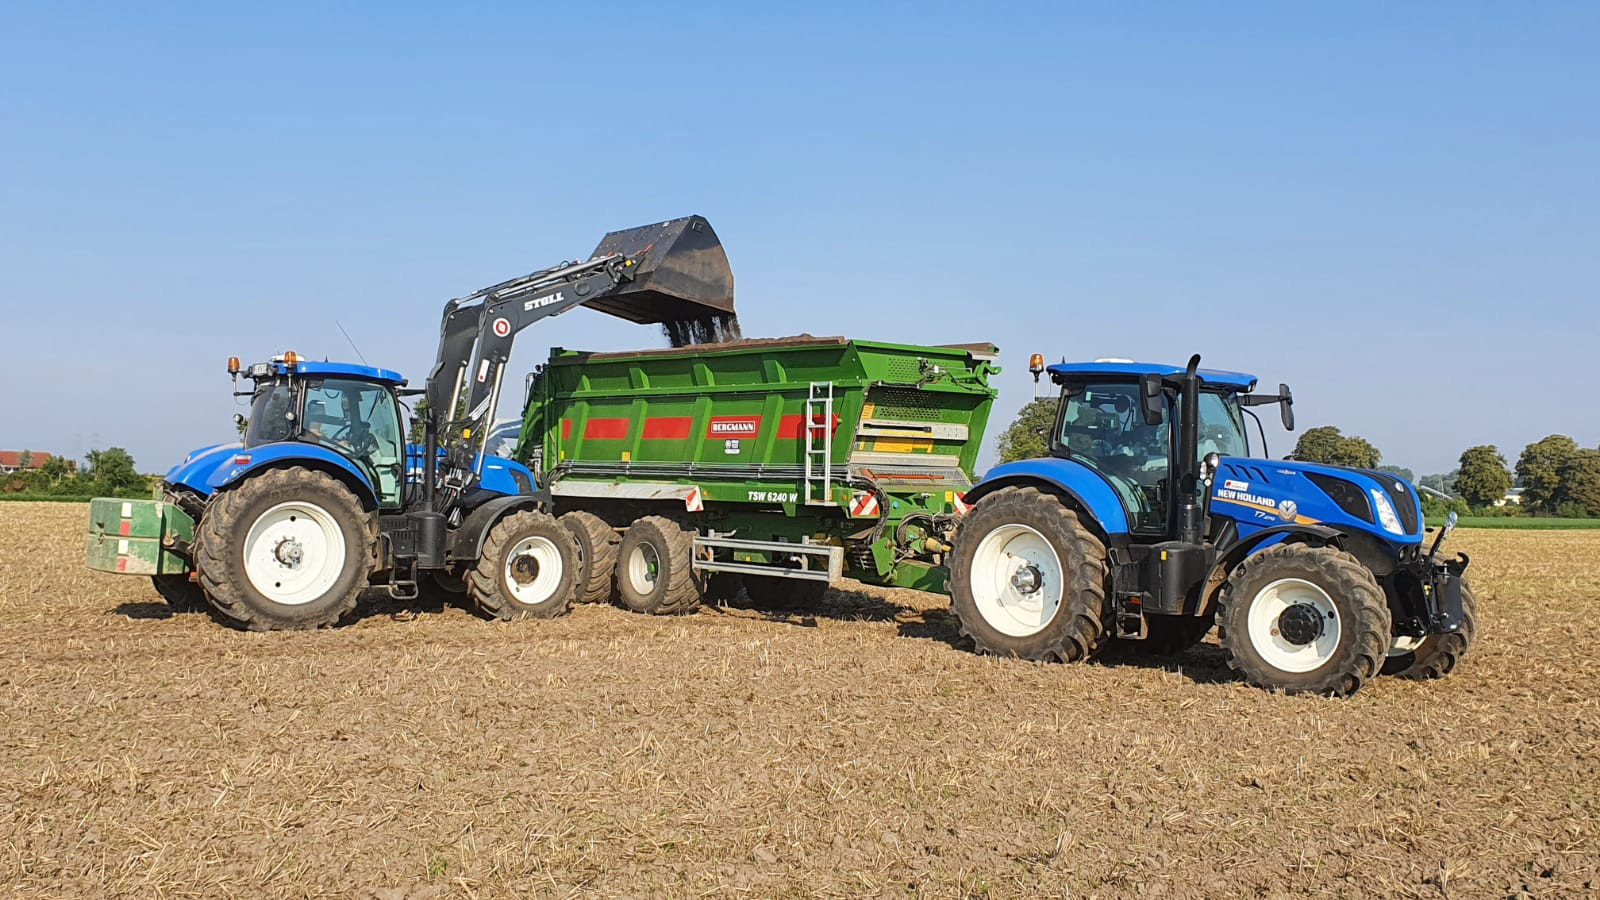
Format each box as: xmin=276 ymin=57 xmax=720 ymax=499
xmin=584 ymin=215 xmax=736 ymax=325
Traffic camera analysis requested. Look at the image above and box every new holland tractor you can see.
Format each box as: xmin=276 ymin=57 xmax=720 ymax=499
xmin=947 ymin=355 xmax=1473 ymax=696
xmin=85 ymin=217 xmax=737 ymax=629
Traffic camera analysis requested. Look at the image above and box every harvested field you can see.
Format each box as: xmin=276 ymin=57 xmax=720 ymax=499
xmin=2 ymin=501 xmax=1597 ymax=898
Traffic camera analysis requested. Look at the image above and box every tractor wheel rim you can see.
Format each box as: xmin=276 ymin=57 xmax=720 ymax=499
xmin=1246 ymin=577 xmax=1341 ymax=673
xmin=627 ymin=541 xmax=661 ymax=597
xmin=504 ymin=535 xmax=562 ymax=606
xmin=242 ymin=500 xmax=347 ymax=606
xmin=969 ymin=523 xmax=1063 ymax=638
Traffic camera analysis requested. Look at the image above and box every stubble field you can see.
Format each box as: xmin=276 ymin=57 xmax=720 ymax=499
xmin=1 ymin=501 xmax=1597 ymax=898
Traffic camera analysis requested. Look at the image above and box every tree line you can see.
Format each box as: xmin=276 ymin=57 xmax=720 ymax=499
xmin=1 ymin=447 xmax=152 ymax=499
xmin=994 ymin=400 xmax=1598 ymax=519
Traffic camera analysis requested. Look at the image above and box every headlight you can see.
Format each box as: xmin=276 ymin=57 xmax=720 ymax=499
xmin=1370 ymin=488 xmax=1404 ymax=535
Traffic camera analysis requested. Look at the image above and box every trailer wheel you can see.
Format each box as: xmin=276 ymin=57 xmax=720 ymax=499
xmin=195 ymin=467 xmax=376 ymax=631
xmin=947 ymin=487 xmax=1109 ymax=662
xmin=742 ymin=574 xmax=829 ymax=608
xmin=1118 ymin=613 xmax=1214 ymax=656
xmin=1383 ymin=579 xmax=1477 ymax=680
xmin=468 ymin=511 xmax=579 ymax=620
xmin=560 ymin=510 xmax=619 ymax=605
xmin=1218 ymin=543 xmax=1391 ymax=696
xmin=617 ymin=516 xmax=701 ymax=615
xmin=150 ymin=574 xmax=206 ymax=613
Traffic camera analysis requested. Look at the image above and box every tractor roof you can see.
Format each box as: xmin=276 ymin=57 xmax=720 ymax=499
xmin=1047 ymin=361 xmax=1258 ymax=391
xmin=266 ymin=360 xmax=407 ymax=385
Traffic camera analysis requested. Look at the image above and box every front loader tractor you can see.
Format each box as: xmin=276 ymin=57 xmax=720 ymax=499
xmin=948 ymin=355 xmax=1473 ymax=696
xmin=86 ymin=216 xmax=736 ymax=629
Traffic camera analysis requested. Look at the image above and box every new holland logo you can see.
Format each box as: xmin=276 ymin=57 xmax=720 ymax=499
xmin=707 ymin=417 xmax=760 ymax=437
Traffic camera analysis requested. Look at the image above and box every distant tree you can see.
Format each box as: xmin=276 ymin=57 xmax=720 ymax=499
xmin=996 ymin=398 xmax=1057 ymax=464
xmin=235 ymin=416 xmax=250 ymax=438
xmin=39 ymin=455 xmax=69 ymax=482
xmin=17 ymin=450 xmax=32 ymax=470
xmin=1377 ymin=464 xmax=1415 ymax=484
xmin=1455 ymin=445 xmax=1513 ymax=510
xmin=84 ymin=447 xmax=144 ymax=494
xmin=1292 ymin=426 xmax=1381 ymax=469
xmin=1421 ymin=492 xmax=1470 ymax=519
xmin=1556 ymin=448 xmax=1600 ymax=518
xmin=1515 ymin=434 xmax=1578 ymax=514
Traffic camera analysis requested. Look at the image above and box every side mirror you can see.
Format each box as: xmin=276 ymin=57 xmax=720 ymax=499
xmin=1279 ymin=383 xmax=1294 ymax=431
xmin=1138 ymin=373 xmax=1164 ymax=426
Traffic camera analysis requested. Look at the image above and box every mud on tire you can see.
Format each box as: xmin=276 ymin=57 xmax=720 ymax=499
xmin=560 ymin=510 xmax=619 ymax=605
xmin=947 ymin=487 xmax=1109 ymax=662
xmin=1218 ymin=543 xmax=1391 ymax=696
xmin=468 ymin=510 xmax=580 ymax=621
xmin=616 ymin=516 xmax=702 ymax=615
xmin=1383 ymin=579 xmax=1477 ymax=680
xmin=195 ymin=466 xmax=376 ymax=631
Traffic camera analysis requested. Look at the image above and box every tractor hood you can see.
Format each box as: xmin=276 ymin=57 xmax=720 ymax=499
xmin=1211 ymin=457 xmax=1424 ymax=544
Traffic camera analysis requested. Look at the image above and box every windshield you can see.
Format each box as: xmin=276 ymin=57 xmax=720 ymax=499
xmin=245 ymin=384 xmax=295 ymax=446
xmin=1196 ymin=392 xmax=1249 ymax=459
xmin=1058 ymin=383 xmax=1170 ymax=534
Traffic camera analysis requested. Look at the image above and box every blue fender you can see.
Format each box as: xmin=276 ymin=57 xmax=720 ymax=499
xmin=171 ymin=441 xmax=379 ymax=507
xmin=967 ymin=458 xmax=1131 ymax=535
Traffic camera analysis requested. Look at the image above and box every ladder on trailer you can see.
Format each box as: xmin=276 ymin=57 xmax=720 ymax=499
xmin=803 ymin=381 xmax=834 ymax=506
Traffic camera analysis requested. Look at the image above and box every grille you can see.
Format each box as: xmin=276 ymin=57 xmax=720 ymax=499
xmin=869 ymin=389 xmax=945 ymax=422
xmin=884 ymin=358 xmax=923 ymax=383
xmin=1305 ymin=473 xmax=1373 ymax=524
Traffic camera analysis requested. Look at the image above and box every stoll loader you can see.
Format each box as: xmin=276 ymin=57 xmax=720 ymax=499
xmin=85 ymin=216 xmax=745 ymax=629
xmin=944 ymin=355 xmax=1474 ymax=696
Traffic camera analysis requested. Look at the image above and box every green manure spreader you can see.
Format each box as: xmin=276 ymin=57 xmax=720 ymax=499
xmin=519 ymin=336 xmax=1000 ymax=613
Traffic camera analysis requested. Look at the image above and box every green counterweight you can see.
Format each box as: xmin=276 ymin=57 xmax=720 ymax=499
xmin=515 ymin=335 xmax=1000 ymax=592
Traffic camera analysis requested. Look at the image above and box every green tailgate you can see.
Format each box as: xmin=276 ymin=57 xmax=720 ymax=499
xmin=85 ymin=497 xmax=195 ymax=576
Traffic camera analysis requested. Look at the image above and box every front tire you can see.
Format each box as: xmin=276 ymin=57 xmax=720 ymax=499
xmin=947 ymin=487 xmax=1109 ymax=662
xmin=1218 ymin=543 xmax=1390 ymax=696
xmin=195 ymin=467 xmax=375 ymax=631
xmin=1383 ymin=580 xmax=1477 ymax=679
xmin=468 ymin=511 xmax=580 ymax=620
xmin=616 ymin=516 xmax=702 ymax=615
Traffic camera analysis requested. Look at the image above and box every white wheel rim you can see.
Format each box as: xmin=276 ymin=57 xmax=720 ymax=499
xmin=1246 ymin=577 xmax=1341 ymax=673
xmin=504 ymin=535 xmax=563 ymax=606
xmin=627 ymin=541 xmax=661 ymax=596
xmin=242 ymin=500 xmax=347 ymax=606
xmin=969 ymin=523 xmax=1064 ymax=638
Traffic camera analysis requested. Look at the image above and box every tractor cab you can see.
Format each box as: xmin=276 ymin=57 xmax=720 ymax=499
xmin=233 ymin=355 xmax=411 ymax=507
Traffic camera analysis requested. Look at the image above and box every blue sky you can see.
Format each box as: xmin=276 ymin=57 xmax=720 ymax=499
xmin=2 ymin=2 xmax=1595 ymax=476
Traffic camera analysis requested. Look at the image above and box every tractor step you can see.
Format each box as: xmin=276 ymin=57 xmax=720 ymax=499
xmin=1114 ymin=596 xmax=1148 ymax=640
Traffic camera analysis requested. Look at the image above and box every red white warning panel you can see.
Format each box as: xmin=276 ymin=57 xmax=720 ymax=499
xmin=849 ymin=491 xmax=880 ymax=518
xmin=492 ymin=317 xmax=511 ymax=337
xmin=953 ymin=493 xmax=972 ymax=516
xmin=684 ymin=486 xmax=703 ymax=512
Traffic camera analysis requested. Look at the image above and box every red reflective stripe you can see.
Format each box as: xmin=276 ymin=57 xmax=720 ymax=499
xmin=776 ymin=413 xmax=841 ymax=439
xmin=583 ymin=418 xmax=631 ymax=440
xmin=561 ymin=419 xmax=572 ymax=441
xmin=641 ymin=416 xmax=692 ymax=440
xmin=116 ymin=557 xmax=128 ymax=572
xmin=118 ymin=520 xmax=131 ymax=536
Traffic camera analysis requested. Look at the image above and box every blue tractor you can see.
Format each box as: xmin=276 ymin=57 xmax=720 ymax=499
xmin=947 ymin=355 xmax=1472 ymax=696
xmin=95 ymin=217 xmax=737 ymax=630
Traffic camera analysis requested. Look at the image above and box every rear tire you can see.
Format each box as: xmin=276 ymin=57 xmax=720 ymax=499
xmin=1218 ymin=543 xmax=1390 ymax=696
xmin=560 ymin=510 xmax=619 ymax=605
xmin=947 ymin=487 xmax=1109 ymax=662
xmin=468 ymin=511 xmax=580 ymax=620
xmin=1383 ymin=580 xmax=1477 ymax=679
xmin=195 ymin=467 xmax=375 ymax=631
xmin=150 ymin=574 xmax=205 ymax=613
xmin=616 ymin=516 xmax=701 ymax=615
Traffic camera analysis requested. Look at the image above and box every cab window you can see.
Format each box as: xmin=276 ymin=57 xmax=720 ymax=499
xmin=302 ymin=378 xmax=405 ymax=507
xmin=1058 ymin=382 xmax=1170 ymax=535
